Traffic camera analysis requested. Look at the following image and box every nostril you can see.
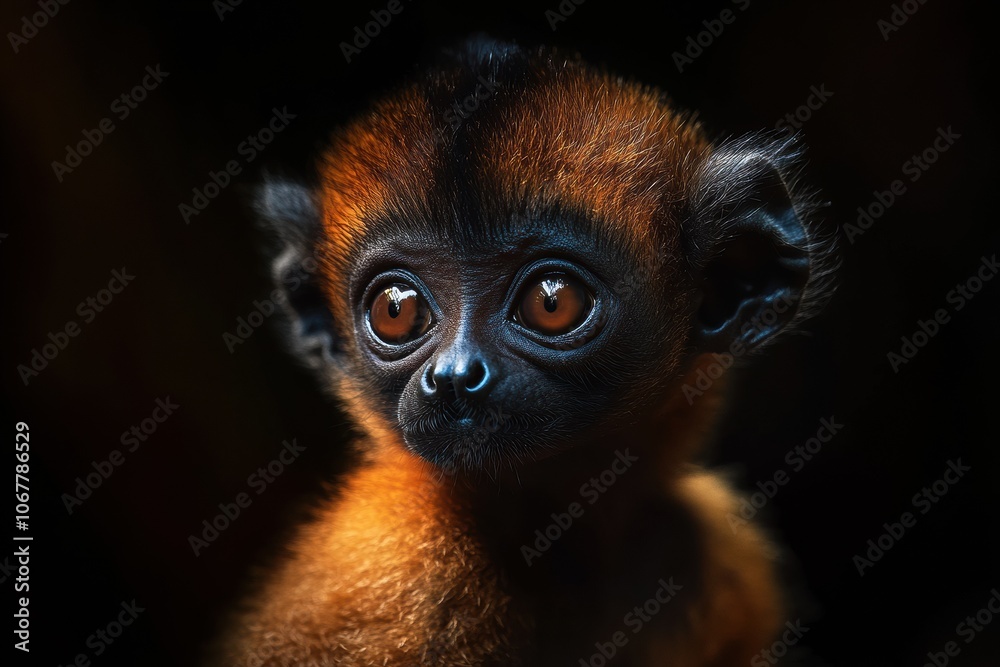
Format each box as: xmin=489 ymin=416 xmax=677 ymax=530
xmin=464 ymin=358 xmax=490 ymax=394
xmin=422 ymin=353 xmax=493 ymax=401
xmin=421 ymin=362 xmax=437 ymax=397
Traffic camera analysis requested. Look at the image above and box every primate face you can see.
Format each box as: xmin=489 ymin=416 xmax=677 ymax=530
xmin=344 ymin=214 xmax=687 ymax=473
xmin=260 ymin=40 xmax=832 ymax=476
xmin=292 ymin=46 xmax=715 ymax=475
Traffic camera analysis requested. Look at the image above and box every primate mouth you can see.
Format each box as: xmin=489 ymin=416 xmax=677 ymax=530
xmin=398 ymin=401 xmax=563 ymax=473
xmin=402 ymin=401 xmax=530 ymax=435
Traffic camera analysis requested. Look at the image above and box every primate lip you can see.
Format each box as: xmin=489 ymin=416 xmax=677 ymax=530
xmin=399 ymin=414 xmax=511 ymax=439
xmin=399 ymin=403 xmax=548 ymax=439
xmin=396 ymin=400 xmax=568 ymax=472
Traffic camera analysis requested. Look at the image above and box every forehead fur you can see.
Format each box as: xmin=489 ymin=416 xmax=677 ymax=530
xmin=317 ymin=41 xmax=711 ymax=280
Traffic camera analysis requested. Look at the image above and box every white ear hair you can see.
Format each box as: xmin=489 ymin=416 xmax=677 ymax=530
xmin=686 ymin=132 xmax=839 ymax=350
xmin=254 ymin=177 xmax=342 ymax=381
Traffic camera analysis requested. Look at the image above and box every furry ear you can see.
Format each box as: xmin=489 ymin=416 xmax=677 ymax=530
xmin=255 ymin=177 xmax=341 ymax=375
xmin=686 ymin=135 xmax=837 ymax=352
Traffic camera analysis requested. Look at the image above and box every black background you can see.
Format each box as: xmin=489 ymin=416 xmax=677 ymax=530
xmin=1 ymin=0 xmax=997 ymax=665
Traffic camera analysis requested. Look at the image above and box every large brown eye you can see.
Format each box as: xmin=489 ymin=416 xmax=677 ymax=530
xmin=515 ymin=274 xmax=593 ymax=336
xmin=368 ymin=283 xmax=432 ymax=345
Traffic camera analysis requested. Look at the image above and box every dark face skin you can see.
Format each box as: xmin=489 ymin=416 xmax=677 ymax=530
xmin=344 ymin=216 xmax=688 ymax=475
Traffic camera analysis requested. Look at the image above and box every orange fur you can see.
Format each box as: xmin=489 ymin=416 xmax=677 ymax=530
xmin=218 ymin=362 xmax=782 ymax=666
xmin=218 ymin=46 xmax=794 ymax=666
xmin=222 ymin=448 xmax=524 ymax=666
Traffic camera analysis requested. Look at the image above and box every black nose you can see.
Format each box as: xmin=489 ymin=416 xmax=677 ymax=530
xmin=421 ymin=351 xmax=493 ymax=400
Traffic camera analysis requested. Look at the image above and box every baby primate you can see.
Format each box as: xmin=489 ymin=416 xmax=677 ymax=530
xmin=219 ymin=38 xmax=835 ymax=666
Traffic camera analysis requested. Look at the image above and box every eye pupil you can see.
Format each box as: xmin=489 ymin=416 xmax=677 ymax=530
xmin=515 ymin=273 xmax=593 ymax=337
xmin=368 ymin=282 xmax=432 ymax=345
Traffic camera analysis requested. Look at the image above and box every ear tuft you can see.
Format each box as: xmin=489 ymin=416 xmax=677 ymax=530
xmin=686 ymin=134 xmax=838 ymax=353
xmin=254 ymin=176 xmax=342 ymax=376
xmin=254 ymin=177 xmax=320 ymax=248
